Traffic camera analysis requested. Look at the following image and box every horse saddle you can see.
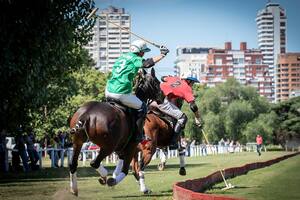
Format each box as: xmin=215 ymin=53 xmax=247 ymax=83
xmin=149 ymin=108 xmax=176 ymax=129
xmin=105 ymin=97 xmax=137 ymax=130
xmin=106 ymin=97 xmax=131 ymax=114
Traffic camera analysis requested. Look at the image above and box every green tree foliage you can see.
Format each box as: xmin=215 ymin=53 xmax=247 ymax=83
xmin=243 ymin=112 xmax=278 ymax=144
xmin=203 ymin=112 xmax=225 ymax=142
xmin=30 ymin=67 xmax=107 ymax=139
xmin=0 ymin=0 xmax=96 ymax=134
xmin=185 ymin=78 xmax=271 ymax=143
xmin=272 ymin=97 xmax=300 ymax=145
xmin=199 ymin=88 xmax=221 ymax=114
xmin=225 ymin=100 xmax=255 ymax=141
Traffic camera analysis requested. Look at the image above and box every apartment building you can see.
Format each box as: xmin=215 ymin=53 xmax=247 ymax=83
xmin=174 ymin=46 xmax=211 ymax=81
xmin=204 ymin=42 xmax=273 ymax=101
xmin=277 ymin=53 xmax=300 ymax=101
xmin=84 ymin=6 xmax=131 ymax=72
xmin=256 ymin=3 xmax=287 ymax=101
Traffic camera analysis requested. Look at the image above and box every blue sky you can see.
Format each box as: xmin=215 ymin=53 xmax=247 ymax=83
xmin=95 ymin=0 xmax=300 ymax=77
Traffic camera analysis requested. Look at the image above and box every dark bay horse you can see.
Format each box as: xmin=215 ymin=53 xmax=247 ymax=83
xmin=69 ymin=68 xmax=161 ymax=196
xmin=131 ymin=79 xmax=187 ymax=194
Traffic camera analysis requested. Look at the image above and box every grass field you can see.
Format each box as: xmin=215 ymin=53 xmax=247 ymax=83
xmin=208 ymin=152 xmax=300 ymax=200
xmin=0 ymin=151 xmax=298 ymax=200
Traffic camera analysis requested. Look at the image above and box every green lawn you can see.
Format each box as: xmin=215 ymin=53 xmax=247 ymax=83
xmin=208 ymin=152 xmax=300 ymax=200
xmin=0 ymin=152 xmax=297 ymax=200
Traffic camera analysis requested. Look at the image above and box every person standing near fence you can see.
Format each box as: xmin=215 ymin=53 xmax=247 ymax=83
xmin=24 ymin=132 xmax=39 ymax=170
xmin=0 ymin=130 xmax=7 ymax=172
xmin=256 ymin=134 xmax=263 ymax=156
xmin=15 ymin=132 xmax=29 ymax=172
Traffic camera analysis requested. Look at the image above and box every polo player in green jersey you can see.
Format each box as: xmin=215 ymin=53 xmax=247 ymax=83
xmin=106 ymin=40 xmax=169 ymax=144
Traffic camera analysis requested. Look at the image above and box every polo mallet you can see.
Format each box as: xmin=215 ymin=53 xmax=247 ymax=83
xmin=87 ymin=8 xmax=161 ymax=48
xmin=201 ymin=129 xmax=235 ymax=190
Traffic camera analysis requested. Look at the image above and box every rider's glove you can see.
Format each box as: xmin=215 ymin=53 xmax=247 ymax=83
xmin=160 ymin=45 xmax=169 ymax=56
xmin=195 ymin=117 xmax=202 ymax=127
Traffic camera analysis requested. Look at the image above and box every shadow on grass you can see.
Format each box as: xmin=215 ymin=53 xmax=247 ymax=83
xmin=112 ymin=189 xmax=173 ymax=199
xmin=142 ymin=162 xmax=208 ymax=172
xmin=0 ymin=162 xmax=207 ymax=184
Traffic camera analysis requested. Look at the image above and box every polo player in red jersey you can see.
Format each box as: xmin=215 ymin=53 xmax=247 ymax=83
xmin=152 ymin=74 xmax=201 ymax=149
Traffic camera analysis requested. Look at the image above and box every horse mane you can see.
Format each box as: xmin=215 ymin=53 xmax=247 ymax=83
xmin=134 ymin=68 xmax=163 ymax=103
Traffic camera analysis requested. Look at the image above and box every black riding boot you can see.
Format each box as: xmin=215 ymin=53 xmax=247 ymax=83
xmin=135 ymin=103 xmax=150 ymax=144
xmin=169 ymin=123 xmax=182 ymax=150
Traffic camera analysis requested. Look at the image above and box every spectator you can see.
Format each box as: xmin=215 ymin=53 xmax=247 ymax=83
xmin=256 ymin=134 xmax=263 ymax=156
xmin=24 ymin=132 xmax=39 ymax=170
xmin=0 ymin=130 xmax=7 ymax=172
xmin=15 ymin=132 xmax=29 ymax=172
xmin=201 ymin=140 xmax=207 ymax=156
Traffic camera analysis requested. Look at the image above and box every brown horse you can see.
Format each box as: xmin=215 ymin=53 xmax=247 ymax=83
xmin=131 ymin=82 xmax=187 ymax=194
xmin=69 ymin=68 xmax=161 ymax=196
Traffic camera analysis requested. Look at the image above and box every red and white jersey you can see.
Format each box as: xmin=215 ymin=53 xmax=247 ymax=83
xmin=160 ymin=76 xmax=195 ymax=103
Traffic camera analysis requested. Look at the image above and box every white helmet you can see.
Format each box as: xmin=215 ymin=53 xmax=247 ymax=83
xmin=130 ymin=40 xmax=151 ymax=53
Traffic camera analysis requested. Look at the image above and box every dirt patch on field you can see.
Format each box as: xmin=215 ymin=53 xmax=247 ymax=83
xmin=52 ymin=188 xmax=77 ymax=200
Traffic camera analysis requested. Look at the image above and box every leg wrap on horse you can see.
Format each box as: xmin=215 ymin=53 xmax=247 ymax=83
xmin=97 ymin=164 xmax=108 ymax=177
xmin=113 ymin=159 xmax=124 ymax=178
xmin=139 ymin=171 xmax=147 ymax=192
xmin=138 ymin=152 xmax=145 ymax=171
xmin=70 ymin=172 xmax=78 ymax=195
xmin=115 ymin=172 xmax=126 ymax=184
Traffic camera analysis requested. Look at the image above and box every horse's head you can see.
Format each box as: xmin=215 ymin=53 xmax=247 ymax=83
xmin=135 ymin=68 xmax=163 ymax=103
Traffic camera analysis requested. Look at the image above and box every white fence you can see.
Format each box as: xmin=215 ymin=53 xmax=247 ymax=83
xmin=4 ymin=144 xmax=246 ymax=170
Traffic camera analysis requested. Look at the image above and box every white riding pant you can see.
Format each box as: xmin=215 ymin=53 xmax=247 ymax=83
xmin=105 ymin=88 xmax=142 ymax=109
xmin=153 ymin=98 xmax=185 ymax=126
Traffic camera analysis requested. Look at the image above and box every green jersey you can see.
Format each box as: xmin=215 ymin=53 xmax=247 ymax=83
xmin=107 ymin=52 xmax=143 ymax=94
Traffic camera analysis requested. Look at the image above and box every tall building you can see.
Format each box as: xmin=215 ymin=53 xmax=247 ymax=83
xmin=174 ymin=46 xmax=211 ymax=81
xmin=277 ymin=53 xmax=300 ymax=102
xmin=256 ymin=2 xmax=287 ymax=101
xmin=204 ymin=42 xmax=273 ymax=101
xmin=84 ymin=6 xmax=131 ymax=72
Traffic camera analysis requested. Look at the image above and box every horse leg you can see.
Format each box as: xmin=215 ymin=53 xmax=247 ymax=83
xmin=107 ymin=142 xmax=137 ymax=187
xmin=137 ymin=151 xmax=153 ymax=194
xmin=69 ymin=137 xmax=83 ymax=196
xmin=131 ymin=151 xmax=140 ymax=182
xmin=158 ymin=148 xmax=167 ymax=171
xmin=178 ymin=147 xmax=186 ymax=176
xmin=90 ymin=148 xmax=111 ymax=185
xmin=112 ymin=158 xmax=124 ymax=179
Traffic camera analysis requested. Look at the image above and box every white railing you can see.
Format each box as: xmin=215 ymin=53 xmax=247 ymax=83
xmin=4 ymin=145 xmax=246 ymax=170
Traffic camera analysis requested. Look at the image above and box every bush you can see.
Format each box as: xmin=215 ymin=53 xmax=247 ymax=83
xmin=265 ymin=145 xmax=284 ymax=151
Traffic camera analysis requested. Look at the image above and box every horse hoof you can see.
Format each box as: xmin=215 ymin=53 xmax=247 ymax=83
xmin=179 ymin=167 xmax=186 ymax=176
xmin=98 ymin=177 xmax=107 ymax=185
xmin=157 ymin=163 xmax=165 ymax=171
xmin=143 ymin=189 xmax=152 ymax=195
xmin=70 ymin=189 xmax=78 ymax=196
xmin=90 ymin=160 xmax=99 ymax=169
xmin=107 ymin=178 xmax=116 ymax=187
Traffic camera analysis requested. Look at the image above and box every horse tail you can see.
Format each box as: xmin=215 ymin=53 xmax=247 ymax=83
xmin=70 ymin=113 xmax=90 ymax=135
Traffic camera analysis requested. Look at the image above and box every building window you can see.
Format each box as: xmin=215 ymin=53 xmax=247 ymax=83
xmin=216 ymin=58 xmax=222 ymax=65
xmin=233 ymin=59 xmax=238 ymax=64
xmin=255 ymin=58 xmax=262 ymax=64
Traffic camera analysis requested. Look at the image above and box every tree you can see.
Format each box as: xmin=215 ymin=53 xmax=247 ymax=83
xmin=203 ymin=112 xmax=225 ymax=142
xmin=225 ymin=100 xmax=255 ymax=141
xmin=243 ymin=112 xmax=278 ymax=144
xmin=272 ymin=97 xmax=300 ymax=145
xmin=30 ymin=67 xmax=107 ymax=139
xmin=0 ymin=0 xmax=95 ymax=134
